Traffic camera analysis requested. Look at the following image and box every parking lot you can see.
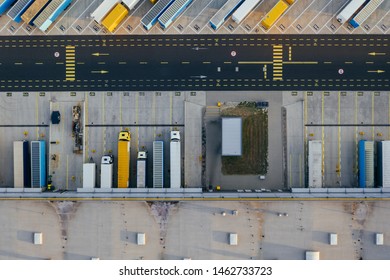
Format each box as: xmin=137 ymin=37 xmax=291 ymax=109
xmin=0 ymin=91 xmax=205 ymax=189
xmin=0 ymin=0 xmax=388 ymax=36
xmin=285 ymin=91 xmax=389 ymax=188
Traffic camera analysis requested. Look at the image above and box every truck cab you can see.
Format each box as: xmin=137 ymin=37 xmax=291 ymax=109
xmin=119 ymin=131 xmax=130 ymax=141
xmin=101 ymin=154 xmax=113 ymax=164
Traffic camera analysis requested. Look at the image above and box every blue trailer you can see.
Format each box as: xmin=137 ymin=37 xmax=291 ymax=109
xmin=141 ymin=0 xmax=175 ymax=30
xmin=0 ymin=0 xmax=17 ymax=15
xmin=158 ymin=0 xmax=193 ymax=29
xmin=31 ymin=140 xmax=46 ymax=188
xmin=7 ymin=0 xmax=34 ymax=22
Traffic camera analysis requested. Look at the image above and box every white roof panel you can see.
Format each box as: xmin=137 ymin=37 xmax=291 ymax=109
xmin=222 ymin=118 xmax=242 ymax=156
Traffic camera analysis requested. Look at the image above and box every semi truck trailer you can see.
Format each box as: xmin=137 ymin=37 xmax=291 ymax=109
xmin=137 ymin=151 xmax=147 ymax=188
xmin=118 ymin=131 xmax=130 ymax=188
xmin=170 ymin=131 xmax=181 ymax=189
xmin=101 ymin=155 xmax=113 ymax=188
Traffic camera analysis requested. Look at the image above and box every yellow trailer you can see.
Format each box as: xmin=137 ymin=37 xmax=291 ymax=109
xmin=261 ymin=0 xmax=294 ymax=30
xmin=117 ymin=131 xmax=130 ymax=188
xmin=21 ymin=0 xmax=50 ymax=24
xmin=101 ymin=3 xmax=128 ymax=32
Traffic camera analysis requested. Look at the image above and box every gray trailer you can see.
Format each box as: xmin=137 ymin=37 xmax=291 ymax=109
xmin=153 ymin=141 xmax=164 ymax=188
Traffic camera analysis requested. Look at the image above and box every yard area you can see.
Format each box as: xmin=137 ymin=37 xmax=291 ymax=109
xmin=221 ymin=102 xmax=268 ymax=175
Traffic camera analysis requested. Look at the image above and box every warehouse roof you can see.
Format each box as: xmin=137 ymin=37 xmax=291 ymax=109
xmin=222 ymin=118 xmax=242 ymax=156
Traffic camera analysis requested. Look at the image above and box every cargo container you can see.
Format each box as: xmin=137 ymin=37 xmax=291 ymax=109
xmin=158 ymin=0 xmax=193 ymax=29
xmin=359 ymin=140 xmax=374 ymax=188
xmin=13 ymin=140 xmax=30 ymax=188
xmin=261 ymin=0 xmax=294 ymax=30
xmin=0 ymin=0 xmax=17 ymax=15
xmin=377 ymin=141 xmax=390 ymax=188
xmin=137 ymin=151 xmax=147 ymax=188
xmin=336 ymin=0 xmax=367 ymax=24
xmin=232 ymin=0 xmax=262 ymax=24
xmin=21 ymin=0 xmax=51 ymax=24
xmin=32 ymin=0 xmax=73 ymax=32
xmin=153 ymin=141 xmax=164 ymax=188
xmin=122 ymin=0 xmax=140 ymax=10
xmin=101 ymin=155 xmax=113 ymax=188
xmin=7 ymin=0 xmax=34 ymax=23
xmin=350 ymin=0 xmax=384 ymax=28
xmin=83 ymin=163 xmax=96 ymax=188
xmin=141 ymin=0 xmax=175 ymax=30
xmin=101 ymin=3 xmax=128 ymax=32
xmin=118 ymin=131 xmax=130 ymax=188
xmin=170 ymin=131 xmax=181 ymax=189
xmin=308 ymin=140 xmax=322 ymax=188
xmin=91 ymin=0 xmax=120 ymax=24
xmin=31 ymin=140 xmax=46 ymax=188
xmin=209 ymin=0 xmax=245 ymax=30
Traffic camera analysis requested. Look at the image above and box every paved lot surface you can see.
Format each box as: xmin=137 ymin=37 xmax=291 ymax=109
xmin=0 ymin=0 xmax=388 ymax=36
xmin=0 ymin=91 xmax=205 ymax=189
xmin=284 ymin=91 xmax=390 ymax=189
xmin=205 ymin=91 xmax=284 ymax=190
xmin=0 ymin=199 xmax=389 ymax=260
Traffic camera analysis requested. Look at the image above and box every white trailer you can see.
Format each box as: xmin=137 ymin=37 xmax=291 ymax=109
xmin=308 ymin=140 xmax=322 ymax=188
xmin=170 ymin=131 xmax=181 ymax=189
xmin=232 ymin=0 xmax=262 ymax=24
xmin=100 ymin=155 xmax=113 ymax=188
xmin=336 ymin=0 xmax=367 ymax=24
xmin=83 ymin=163 xmax=96 ymax=188
xmin=137 ymin=151 xmax=147 ymax=188
xmin=91 ymin=0 xmax=120 ymax=24
xmin=377 ymin=141 xmax=390 ymax=188
xmin=122 ymin=0 xmax=140 ymax=10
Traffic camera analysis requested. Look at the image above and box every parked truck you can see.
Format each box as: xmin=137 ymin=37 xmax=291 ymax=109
xmin=170 ymin=131 xmax=181 ymax=189
xmin=13 ymin=140 xmax=30 ymax=188
xmin=118 ymin=131 xmax=130 ymax=188
xmin=101 ymin=155 xmax=113 ymax=188
xmin=83 ymin=163 xmax=96 ymax=188
xmin=153 ymin=141 xmax=164 ymax=188
xmin=261 ymin=0 xmax=294 ymax=30
xmin=137 ymin=151 xmax=147 ymax=188
xmin=31 ymin=140 xmax=46 ymax=188
xmin=101 ymin=3 xmax=128 ymax=32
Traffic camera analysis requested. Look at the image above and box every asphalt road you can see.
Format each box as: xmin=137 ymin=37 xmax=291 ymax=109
xmin=0 ymin=35 xmax=388 ymax=91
